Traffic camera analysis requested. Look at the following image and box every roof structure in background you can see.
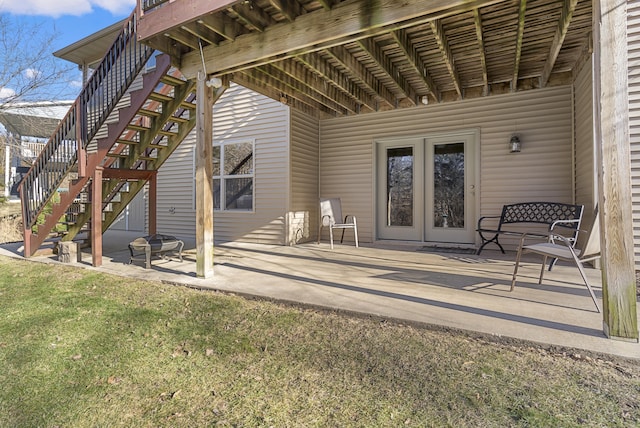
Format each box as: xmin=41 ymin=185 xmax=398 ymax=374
xmin=0 ymin=101 xmax=74 ymax=138
xmin=54 ymin=19 xmax=126 ymax=68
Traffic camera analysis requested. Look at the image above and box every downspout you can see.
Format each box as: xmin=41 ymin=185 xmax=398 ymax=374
xmin=317 ymin=116 xmax=322 ymax=243
xmin=571 ymin=83 xmax=576 ymax=204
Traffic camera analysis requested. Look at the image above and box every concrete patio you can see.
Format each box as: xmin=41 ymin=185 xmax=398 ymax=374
xmin=1 ymin=229 xmax=639 ymax=360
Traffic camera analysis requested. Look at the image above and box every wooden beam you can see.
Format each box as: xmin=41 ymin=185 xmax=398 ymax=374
xmin=195 ymin=72 xmax=214 ymax=278
xmin=230 ymin=2 xmax=276 ymax=32
xmin=472 ymin=9 xmax=489 ymax=96
xmin=247 ymin=66 xmax=348 ymax=115
xmin=180 ymin=0 xmax=507 ymax=78
xmin=181 ymin=21 xmax=222 ymax=46
xmin=166 ymin=27 xmax=201 ymax=50
xmin=295 ymin=53 xmax=377 ymax=112
xmin=148 ymin=173 xmax=157 ymax=235
xmin=356 ymin=38 xmax=417 ymax=105
xmin=512 ymin=0 xmax=527 ymax=92
xmin=137 ymin=0 xmax=240 ymax=41
xmin=391 ymin=29 xmax=440 ymax=101
xmin=232 ymin=72 xmax=322 ymax=118
xmin=539 ymin=0 xmax=579 ymax=87
xmin=593 ymin=0 xmax=638 ymax=341
xmin=101 ymin=169 xmax=156 ymax=180
xmin=325 ymin=45 xmax=396 ymax=109
xmin=270 ymin=60 xmax=360 ymax=113
xmin=197 ymin=13 xmax=244 ymax=41
xmin=429 ymin=19 xmax=462 ymax=99
xmin=316 ymin=0 xmax=333 ymax=11
xmin=269 ymin=0 xmax=303 ymax=22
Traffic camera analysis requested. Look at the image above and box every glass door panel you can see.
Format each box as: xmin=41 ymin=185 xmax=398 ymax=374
xmin=376 ymin=139 xmax=423 ymax=241
xmin=386 ymin=146 xmax=414 ymax=227
xmin=425 ymin=134 xmax=476 ymax=244
xmin=433 ymin=142 xmax=465 ymax=229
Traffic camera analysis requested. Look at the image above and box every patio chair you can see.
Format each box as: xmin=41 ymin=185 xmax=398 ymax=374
xmin=317 ymin=198 xmax=358 ymax=249
xmin=511 ymin=209 xmax=601 ymax=312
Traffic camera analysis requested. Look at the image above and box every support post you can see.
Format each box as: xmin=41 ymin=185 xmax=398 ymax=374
xmin=195 ymin=72 xmax=214 ymax=278
xmin=148 ymin=173 xmax=157 ymax=235
xmin=593 ymin=0 xmax=638 ymax=341
xmin=91 ymin=167 xmax=103 ymax=267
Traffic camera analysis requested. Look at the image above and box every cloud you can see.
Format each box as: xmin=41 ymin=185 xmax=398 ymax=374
xmin=0 ymin=0 xmax=135 ymax=17
xmin=0 ymin=87 xmax=17 ymax=100
xmin=23 ymin=69 xmax=43 ymax=80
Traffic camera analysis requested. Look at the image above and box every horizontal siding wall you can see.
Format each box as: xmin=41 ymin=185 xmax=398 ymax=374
xmin=157 ymin=83 xmax=290 ymax=244
xmin=573 ymin=56 xmax=597 ymax=247
xmin=320 ymin=86 xmax=574 ymax=248
xmin=629 ymin=0 xmax=640 ymax=269
xmin=289 ymin=109 xmax=320 ymax=244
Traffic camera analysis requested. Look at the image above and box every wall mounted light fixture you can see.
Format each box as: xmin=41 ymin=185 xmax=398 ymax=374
xmin=509 ymin=135 xmax=521 ymax=153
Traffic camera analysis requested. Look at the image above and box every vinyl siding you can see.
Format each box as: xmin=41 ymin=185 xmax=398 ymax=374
xmin=573 ymin=56 xmax=596 ymax=245
xmin=629 ymin=1 xmax=640 ymax=268
xmin=156 ymin=83 xmax=290 ymax=244
xmin=289 ymin=109 xmax=320 ymax=244
xmin=320 ymin=86 xmax=574 ymax=249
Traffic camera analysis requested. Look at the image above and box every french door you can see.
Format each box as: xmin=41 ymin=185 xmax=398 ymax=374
xmin=376 ymin=131 xmax=477 ymax=244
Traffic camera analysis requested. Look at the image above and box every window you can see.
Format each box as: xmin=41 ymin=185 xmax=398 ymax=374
xmin=213 ymin=140 xmax=254 ymax=211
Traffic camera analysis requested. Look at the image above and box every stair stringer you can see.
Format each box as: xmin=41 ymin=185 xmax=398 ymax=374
xmin=66 ymin=75 xmax=197 ymax=238
xmin=24 ymin=54 xmax=173 ymax=256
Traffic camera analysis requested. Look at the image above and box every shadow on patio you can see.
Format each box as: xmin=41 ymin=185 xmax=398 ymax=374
xmin=1 ymin=229 xmax=638 ymax=360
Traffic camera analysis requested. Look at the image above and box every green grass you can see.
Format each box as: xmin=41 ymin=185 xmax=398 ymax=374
xmin=0 ymin=255 xmax=638 ymax=427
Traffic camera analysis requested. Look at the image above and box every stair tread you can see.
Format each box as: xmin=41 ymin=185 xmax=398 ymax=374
xmin=169 ymin=115 xmax=189 ymax=123
xmin=160 ymin=74 xmax=186 ymax=86
xmin=149 ymin=92 xmax=173 ymax=102
xmin=127 ymin=123 xmax=150 ymax=131
xmin=138 ymin=108 xmax=161 ymax=117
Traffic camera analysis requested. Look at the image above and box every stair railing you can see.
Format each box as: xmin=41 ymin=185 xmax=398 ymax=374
xmin=20 ymin=9 xmax=154 ymax=231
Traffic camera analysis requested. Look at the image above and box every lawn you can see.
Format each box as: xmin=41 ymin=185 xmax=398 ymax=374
xmin=0 ymin=255 xmax=638 ymax=427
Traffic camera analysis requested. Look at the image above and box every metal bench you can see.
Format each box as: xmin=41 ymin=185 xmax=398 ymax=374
xmin=476 ymin=202 xmax=584 ymax=255
xmin=128 ymin=234 xmax=184 ymax=269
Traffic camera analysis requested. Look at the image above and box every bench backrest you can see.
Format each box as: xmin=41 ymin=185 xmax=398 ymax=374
xmin=500 ymin=202 xmax=584 ymax=230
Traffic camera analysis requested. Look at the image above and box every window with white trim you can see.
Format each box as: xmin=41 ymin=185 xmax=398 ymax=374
xmin=213 ymin=140 xmax=254 ymax=211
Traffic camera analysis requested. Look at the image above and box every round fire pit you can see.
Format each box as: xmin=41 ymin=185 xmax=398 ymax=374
xmin=128 ymin=234 xmax=184 ymax=269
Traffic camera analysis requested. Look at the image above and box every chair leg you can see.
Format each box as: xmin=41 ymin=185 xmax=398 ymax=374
xmin=317 ymin=224 xmax=322 ymax=245
xmin=353 ymin=226 xmax=359 ymax=248
xmin=329 ymin=227 xmax=334 ymax=250
xmin=572 ymin=255 xmax=601 ymax=313
xmin=511 ymin=246 xmax=524 ymax=291
xmin=538 ymin=255 xmax=548 ymax=284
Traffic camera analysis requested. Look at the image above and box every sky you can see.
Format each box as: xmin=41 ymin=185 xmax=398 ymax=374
xmin=0 ymin=0 xmax=136 ymax=102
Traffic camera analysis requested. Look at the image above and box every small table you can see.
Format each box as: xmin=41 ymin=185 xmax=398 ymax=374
xmin=128 ymin=234 xmax=184 ymax=269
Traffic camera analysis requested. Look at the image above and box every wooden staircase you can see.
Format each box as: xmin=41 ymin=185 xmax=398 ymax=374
xmin=19 ymin=11 xmax=197 ymax=260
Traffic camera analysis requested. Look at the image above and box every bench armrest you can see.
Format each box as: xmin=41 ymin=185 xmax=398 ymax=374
xmin=477 ymin=215 xmax=502 ymax=231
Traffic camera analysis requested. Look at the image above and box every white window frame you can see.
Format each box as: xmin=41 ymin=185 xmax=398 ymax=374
xmin=213 ymin=139 xmax=255 ymax=212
